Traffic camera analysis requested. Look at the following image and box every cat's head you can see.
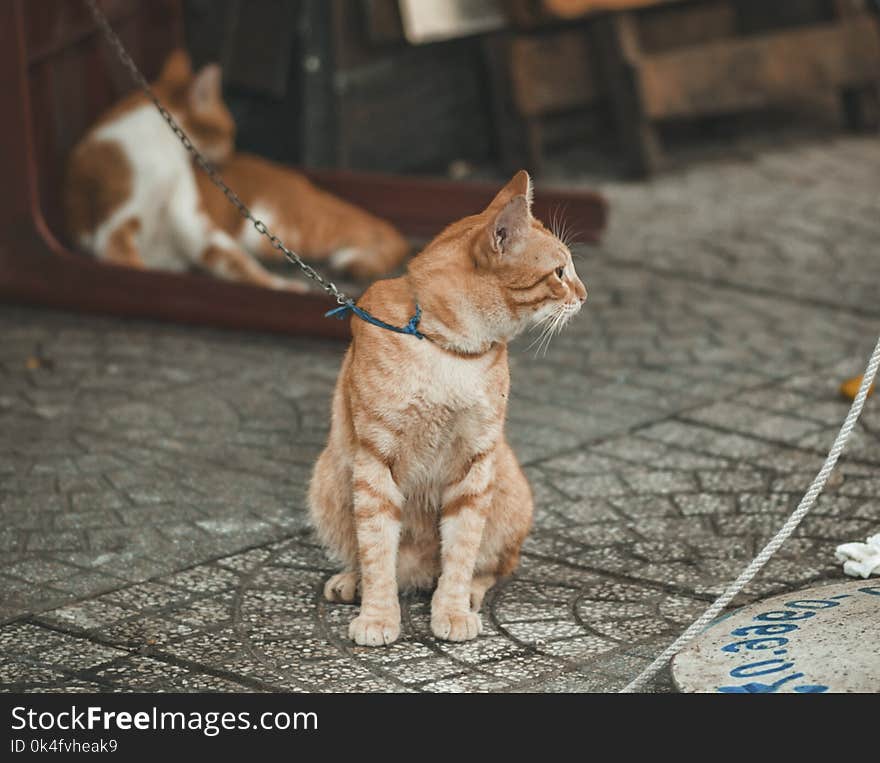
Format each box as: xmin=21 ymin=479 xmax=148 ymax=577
xmin=155 ymin=50 xmax=236 ymax=165
xmin=410 ymin=171 xmax=587 ymax=353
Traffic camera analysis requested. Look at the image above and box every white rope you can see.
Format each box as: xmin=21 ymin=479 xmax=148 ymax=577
xmin=621 ymin=334 xmax=880 ymax=693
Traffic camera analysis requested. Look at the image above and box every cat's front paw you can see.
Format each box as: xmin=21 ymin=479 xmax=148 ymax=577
xmin=431 ymin=609 xmax=482 ymax=642
xmin=348 ymin=613 xmax=400 ymax=646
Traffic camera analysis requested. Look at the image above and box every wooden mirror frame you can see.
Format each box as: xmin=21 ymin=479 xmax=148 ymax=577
xmin=0 ymin=0 xmax=607 ymax=340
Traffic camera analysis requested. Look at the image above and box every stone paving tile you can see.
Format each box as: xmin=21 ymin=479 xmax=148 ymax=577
xmin=92 ymin=657 xmax=256 ymax=693
xmin=1 ymin=254 xmax=873 ymax=622
xmin=583 ymin=135 xmax=880 ymax=317
xmin=1 ymin=135 xmax=878 ymax=692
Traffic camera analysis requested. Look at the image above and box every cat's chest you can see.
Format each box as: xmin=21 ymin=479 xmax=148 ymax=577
xmin=408 ymin=342 xmax=506 ymax=413
xmin=381 ymin=343 xmax=507 ymax=462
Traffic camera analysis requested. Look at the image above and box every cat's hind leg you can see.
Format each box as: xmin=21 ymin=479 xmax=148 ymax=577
xmin=168 ymin=180 xmax=307 ymax=291
xmin=309 ymin=444 xmax=362 ymax=607
xmin=97 ymin=218 xmax=145 ymax=269
xmin=469 ymin=574 xmax=497 ymax=613
xmin=198 ymin=231 xmax=308 ymax=292
xmin=241 ymin=211 xmax=404 ymax=282
xmin=469 ymin=442 xmax=532 ymax=613
xmin=323 ymin=571 xmax=359 ymax=604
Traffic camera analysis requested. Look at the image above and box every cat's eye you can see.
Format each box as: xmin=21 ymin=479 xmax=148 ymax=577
xmin=555 ymin=266 xmax=565 ymax=279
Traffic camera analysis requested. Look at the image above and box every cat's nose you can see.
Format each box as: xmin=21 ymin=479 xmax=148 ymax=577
xmin=574 ymin=279 xmax=588 ymax=303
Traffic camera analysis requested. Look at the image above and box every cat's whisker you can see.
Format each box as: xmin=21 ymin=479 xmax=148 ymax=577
xmin=542 ymin=323 xmax=559 ymax=355
xmin=526 ymin=322 xmax=553 ymax=352
xmin=554 ymin=217 xmax=565 ymax=244
xmin=525 ymin=323 xmax=550 ymax=346
xmin=530 ymin=308 xmax=560 ymax=335
xmin=532 ymin=329 xmax=549 ymax=357
xmin=531 ymin=305 xmax=568 ymax=357
xmin=562 ymin=229 xmax=585 ymax=249
xmin=549 ymin=204 xmax=572 ymax=247
xmin=529 ymin=309 xmax=556 ymax=330
xmin=526 ymin=309 xmax=557 ymax=352
xmin=546 ymin=312 xmax=566 ymax=354
xmin=535 ymin=300 xmax=583 ymax=356
xmin=550 ymin=203 xmax=568 ymax=240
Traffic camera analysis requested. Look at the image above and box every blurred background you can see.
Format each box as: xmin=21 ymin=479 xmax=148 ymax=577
xmin=184 ymin=0 xmax=880 ymax=178
xmin=3 ymin=0 xmax=880 ymax=338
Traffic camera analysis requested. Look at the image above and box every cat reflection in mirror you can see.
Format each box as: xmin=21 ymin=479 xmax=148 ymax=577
xmin=65 ymin=50 xmax=409 ymax=290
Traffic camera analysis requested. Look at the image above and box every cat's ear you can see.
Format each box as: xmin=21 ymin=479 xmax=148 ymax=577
xmin=486 ymin=170 xmax=533 ymax=214
xmin=189 ymin=64 xmax=223 ymax=114
xmin=488 ymin=194 xmax=531 ymax=258
xmin=159 ymin=49 xmax=193 ymax=88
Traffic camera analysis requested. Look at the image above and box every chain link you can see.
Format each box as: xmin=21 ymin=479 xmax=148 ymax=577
xmin=84 ymin=0 xmax=350 ymax=305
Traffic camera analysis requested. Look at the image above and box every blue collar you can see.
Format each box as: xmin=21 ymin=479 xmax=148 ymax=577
xmin=325 ymin=300 xmax=425 ymax=340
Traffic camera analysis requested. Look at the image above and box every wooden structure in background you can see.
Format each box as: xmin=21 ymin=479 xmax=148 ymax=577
xmin=490 ymin=0 xmax=737 ymax=171
xmin=190 ymin=0 xmax=502 ymax=173
xmin=597 ymin=0 xmax=880 ymax=175
xmin=0 ymin=0 xmax=608 ymax=339
xmin=492 ymin=0 xmax=880 ymax=175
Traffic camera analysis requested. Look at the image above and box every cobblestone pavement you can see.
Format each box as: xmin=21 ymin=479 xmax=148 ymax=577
xmin=1 ymin=134 xmax=879 ymax=692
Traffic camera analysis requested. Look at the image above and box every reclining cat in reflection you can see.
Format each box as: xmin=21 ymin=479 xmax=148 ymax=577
xmin=64 ymin=50 xmax=409 ymax=290
xmin=309 ymin=171 xmax=588 ymax=645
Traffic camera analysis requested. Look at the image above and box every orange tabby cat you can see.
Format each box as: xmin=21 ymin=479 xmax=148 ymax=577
xmin=309 ymin=171 xmax=588 ymax=645
xmin=196 ymin=153 xmax=410 ymax=281
xmin=65 ymin=50 xmax=409 ymax=289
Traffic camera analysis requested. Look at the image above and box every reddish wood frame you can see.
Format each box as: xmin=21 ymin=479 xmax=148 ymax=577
xmin=0 ymin=0 xmax=608 ymax=340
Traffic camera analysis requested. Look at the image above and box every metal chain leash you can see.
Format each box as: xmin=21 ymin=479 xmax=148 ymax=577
xmin=84 ymin=0 xmax=350 ymax=305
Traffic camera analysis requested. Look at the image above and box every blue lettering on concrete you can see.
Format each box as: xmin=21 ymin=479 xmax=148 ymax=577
xmin=713 ymin=587 xmax=876 ymax=693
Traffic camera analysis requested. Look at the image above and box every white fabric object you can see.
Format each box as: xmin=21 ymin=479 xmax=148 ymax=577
xmin=835 ymin=533 xmax=880 ymax=579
